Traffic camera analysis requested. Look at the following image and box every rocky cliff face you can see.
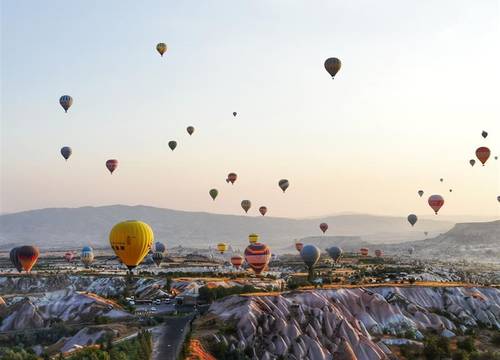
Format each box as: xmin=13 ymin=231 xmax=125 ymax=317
xmin=0 ymin=289 xmax=129 ymax=331
xmin=202 ymin=287 xmax=500 ymax=360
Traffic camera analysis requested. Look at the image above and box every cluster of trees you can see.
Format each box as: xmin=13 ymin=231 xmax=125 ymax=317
xmin=400 ymin=335 xmax=500 ymax=360
xmin=0 ymin=330 xmax=152 ymax=360
xmin=198 ymin=285 xmax=260 ymax=303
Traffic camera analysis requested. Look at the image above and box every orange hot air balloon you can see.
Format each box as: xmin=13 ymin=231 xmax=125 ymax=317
xmin=359 ymin=248 xmax=369 ymax=257
xmin=319 ymin=223 xmax=328 ymax=234
xmin=374 ymin=249 xmax=383 ymax=258
xmin=227 ymin=173 xmax=237 ymax=184
xmin=230 ymin=255 xmax=244 ymax=269
xmin=106 ymin=159 xmax=118 ymax=174
xmin=428 ymin=195 xmax=444 ymax=215
xmin=295 ymin=242 xmax=304 ymax=252
xmin=244 ymin=243 xmax=271 ymax=275
xmin=259 ymin=206 xmax=267 ymax=216
xmin=476 ymin=147 xmax=491 ymax=166
xmin=17 ymin=245 xmax=40 ymax=272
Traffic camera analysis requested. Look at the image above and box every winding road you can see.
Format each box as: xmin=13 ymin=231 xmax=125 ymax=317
xmin=152 ymin=314 xmax=195 ymax=360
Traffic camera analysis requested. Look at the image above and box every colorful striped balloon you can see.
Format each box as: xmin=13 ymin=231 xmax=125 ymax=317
xmin=244 ymin=243 xmax=271 ymax=275
xmin=230 ymin=255 xmax=244 ymax=269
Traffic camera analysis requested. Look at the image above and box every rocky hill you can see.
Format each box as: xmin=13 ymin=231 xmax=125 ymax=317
xmin=385 ymin=220 xmax=500 ymax=262
xmin=0 ymin=205 xmax=453 ymax=251
xmin=195 ymin=286 xmax=500 ymax=360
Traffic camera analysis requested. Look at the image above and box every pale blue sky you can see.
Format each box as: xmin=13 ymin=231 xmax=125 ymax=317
xmin=1 ymin=1 xmax=499 ymax=217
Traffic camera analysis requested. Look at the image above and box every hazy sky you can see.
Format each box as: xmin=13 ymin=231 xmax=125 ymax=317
xmin=1 ymin=1 xmax=499 ymax=218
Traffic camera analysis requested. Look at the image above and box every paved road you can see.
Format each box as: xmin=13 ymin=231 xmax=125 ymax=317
xmin=152 ymin=314 xmax=194 ymax=360
xmin=135 ymin=303 xmax=176 ymax=314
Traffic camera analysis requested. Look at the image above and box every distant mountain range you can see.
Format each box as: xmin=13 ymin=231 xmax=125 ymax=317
xmin=0 ymin=205 xmax=454 ymax=251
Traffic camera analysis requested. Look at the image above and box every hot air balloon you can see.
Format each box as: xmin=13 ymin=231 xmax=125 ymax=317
xmin=153 ymin=242 xmax=166 ymax=254
xmin=230 ymin=255 xmax=244 ymax=269
xmin=81 ymin=246 xmax=94 ymax=267
xmin=186 ymin=126 xmax=195 ymax=136
xmin=156 ymin=43 xmax=167 ymax=56
xmin=248 ymin=233 xmax=259 ymax=244
xmin=64 ymin=252 xmax=75 ymax=263
xmin=440 ymin=178 xmax=444 ymax=183
xmin=168 ymin=141 xmax=177 ymax=151
xmin=326 ymin=246 xmax=342 ymax=263
xmin=374 ymin=249 xmax=383 ymax=258
xmin=300 ymin=245 xmax=321 ymax=273
xmin=418 ymin=190 xmax=424 ymax=197
xmin=324 ymin=58 xmax=341 ymax=78
xmin=59 ymin=95 xmax=73 ymax=113
xmin=476 ymin=146 xmax=490 ymax=165
xmin=359 ymin=248 xmax=369 ymax=257
xmin=9 ymin=247 xmax=22 ymax=272
xmin=259 ymin=206 xmax=267 ymax=216
xmin=319 ymin=223 xmax=328 ymax=234
xmin=17 ymin=245 xmax=40 ymax=272
xmin=227 ymin=173 xmax=237 ymax=184
xmin=278 ymin=179 xmax=289 ymax=193
xmin=407 ymin=214 xmax=418 ymax=227
xmin=295 ymin=241 xmax=304 ymax=252
xmin=424 ymin=231 xmax=428 ymax=236
xmin=209 ymin=189 xmax=218 ymax=201
xmin=469 ymin=159 xmax=476 ymax=167
xmin=428 ymin=195 xmax=444 ymax=214
xmin=233 ymin=112 xmax=237 ymax=117
xmin=449 ymin=189 xmax=453 ymax=193
xmin=109 ymin=220 xmax=154 ymax=270
xmin=497 ymin=196 xmax=500 ymax=203
xmin=408 ymin=247 xmax=414 ymax=255
xmin=106 ymin=159 xmax=118 ymax=174
xmin=495 ymin=156 xmax=498 ymax=160
xmin=152 ymin=252 xmax=163 ymax=267
xmin=60 ymin=146 xmax=72 ymax=161
xmin=244 ymin=243 xmax=271 ymax=275
xmin=482 ymin=131 xmax=488 ymax=139
xmin=241 ymin=200 xmax=251 ymax=213
xmin=216 ymin=243 xmax=228 ymax=254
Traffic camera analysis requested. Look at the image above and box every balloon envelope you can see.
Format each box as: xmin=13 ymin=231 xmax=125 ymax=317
xmin=230 ymin=255 xmax=244 ymax=269
xmin=295 ymin=242 xmax=304 ymax=252
xmin=319 ymin=223 xmax=328 ymax=234
xmin=244 ymin=243 xmax=271 ymax=275
xmin=359 ymin=248 xmax=369 ymax=257
xmin=476 ymin=147 xmax=490 ymax=165
xmin=374 ymin=249 xmax=383 ymax=258
xmin=17 ymin=245 xmax=40 ymax=272
xmin=156 ymin=43 xmax=167 ymax=56
xmin=407 ymin=214 xmax=418 ymax=226
xmin=64 ymin=252 xmax=75 ymax=262
xmin=61 ymin=146 xmax=72 ymax=160
xmin=168 ymin=141 xmax=177 ymax=151
xmin=233 ymin=112 xmax=237 ymax=117
xmin=278 ymin=179 xmax=289 ymax=193
xmin=482 ymin=130 xmax=488 ymax=139
xmin=152 ymin=252 xmax=163 ymax=267
xmin=209 ymin=189 xmax=218 ymax=201
xmin=153 ymin=242 xmax=166 ymax=253
xmin=186 ymin=126 xmax=195 ymax=135
xmin=248 ymin=233 xmax=259 ymax=244
xmin=59 ymin=95 xmax=73 ymax=113
xmin=326 ymin=246 xmax=342 ymax=262
xmin=469 ymin=159 xmax=476 ymax=167
xmin=418 ymin=190 xmax=424 ymax=197
xmin=428 ymin=195 xmax=444 ymax=214
xmin=259 ymin=206 xmax=267 ymax=216
xmin=324 ymin=58 xmax=341 ymax=78
xmin=81 ymin=249 xmax=94 ymax=267
xmin=241 ymin=200 xmax=251 ymax=213
xmin=216 ymin=243 xmax=228 ymax=254
xmin=109 ymin=220 xmax=154 ymax=270
xmin=300 ymin=245 xmax=321 ymax=269
xmin=106 ymin=159 xmax=118 ymax=174
xmin=227 ymin=173 xmax=237 ymax=184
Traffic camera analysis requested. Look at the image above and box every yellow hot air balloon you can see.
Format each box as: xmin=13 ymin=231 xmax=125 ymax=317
xmin=156 ymin=43 xmax=167 ymax=56
xmin=109 ymin=220 xmax=154 ymax=270
xmin=248 ymin=233 xmax=259 ymax=244
xmin=216 ymin=242 xmax=228 ymax=254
